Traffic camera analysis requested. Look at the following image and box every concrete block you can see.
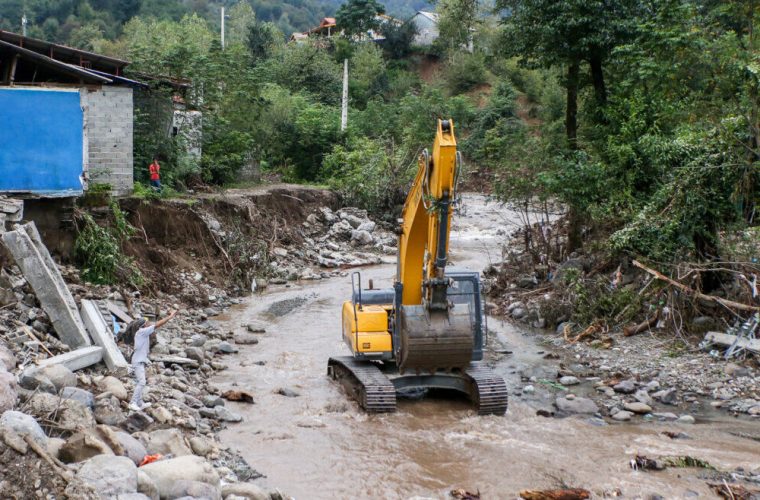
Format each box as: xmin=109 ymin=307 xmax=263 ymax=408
xmin=1 ymin=223 xmax=91 ymax=348
xmin=36 ymin=346 xmax=103 ymax=371
xmin=81 ymin=300 xmax=128 ymax=373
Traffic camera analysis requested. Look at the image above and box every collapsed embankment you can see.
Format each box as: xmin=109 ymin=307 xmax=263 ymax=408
xmin=0 ymin=185 xmax=396 ymax=499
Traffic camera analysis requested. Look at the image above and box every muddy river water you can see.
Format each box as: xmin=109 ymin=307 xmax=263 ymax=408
xmin=213 ymin=195 xmax=759 ymax=499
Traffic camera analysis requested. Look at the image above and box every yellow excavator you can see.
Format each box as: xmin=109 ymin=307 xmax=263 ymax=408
xmin=327 ymin=119 xmax=508 ymax=415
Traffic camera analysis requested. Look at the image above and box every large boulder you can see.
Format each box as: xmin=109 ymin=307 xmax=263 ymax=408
xmin=116 ymin=431 xmax=148 ymax=465
xmin=76 ymin=455 xmax=138 ymax=497
xmin=163 ymin=480 xmax=221 ymax=500
xmin=60 ymin=387 xmax=95 ymax=410
xmin=0 ymin=410 xmax=47 ymax=446
xmin=221 ymin=483 xmax=270 ymax=500
xmin=97 ymin=376 xmax=128 ymax=401
xmin=27 ymin=392 xmax=94 ymax=431
xmin=59 ymin=432 xmax=114 ymax=463
xmin=39 ymin=365 xmax=76 ymax=392
xmin=139 ymin=455 xmax=219 ymax=498
xmin=142 ymin=428 xmax=192 ymax=456
xmin=0 ymin=368 xmax=17 ymax=412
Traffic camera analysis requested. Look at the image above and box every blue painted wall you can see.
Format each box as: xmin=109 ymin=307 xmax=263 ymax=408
xmin=0 ymin=88 xmax=84 ymax=195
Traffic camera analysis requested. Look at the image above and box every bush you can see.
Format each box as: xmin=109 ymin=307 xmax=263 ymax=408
xmin=441 ymin=51 xmax=488 ymax=94
xmin=75 ymin=203 xmax=143 ymax=286
xmin=323 ymin=137 xmax=415 ymax=215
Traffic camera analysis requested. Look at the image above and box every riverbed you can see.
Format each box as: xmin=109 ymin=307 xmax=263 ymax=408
xmin=212 ymin=194 xmax=759 ymax=499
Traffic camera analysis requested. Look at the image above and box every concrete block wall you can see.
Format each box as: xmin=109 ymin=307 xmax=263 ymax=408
xmin=81 ymin=86 xmax=134 ymax=196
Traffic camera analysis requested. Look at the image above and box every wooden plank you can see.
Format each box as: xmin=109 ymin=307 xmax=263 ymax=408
xmin=105 ymin=301 xmax=133 ymax=323
xmin=704 ymin=332 xmax=760 ymax=354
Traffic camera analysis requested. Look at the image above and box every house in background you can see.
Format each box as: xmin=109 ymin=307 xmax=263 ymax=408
xmin=0 ymin=30 xmax=143 ymax=197
xmin=409 ymin=11 xmax=439 ymax=47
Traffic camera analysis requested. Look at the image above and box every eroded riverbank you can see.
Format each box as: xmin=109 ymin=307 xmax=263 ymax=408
xmin=212 ymin=194 xmax=759 ymax=499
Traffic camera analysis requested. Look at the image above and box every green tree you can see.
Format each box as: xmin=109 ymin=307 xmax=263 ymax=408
xmin=247 ymin=19 xmax=281 ymax=63
xmin=437 ymin=0 xmax=478 ymax=52
xmin=335 ymin=0 xmax=385 ymax=39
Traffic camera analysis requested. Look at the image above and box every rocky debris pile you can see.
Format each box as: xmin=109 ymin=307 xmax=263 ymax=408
xmin=0 ymin=263 xmax=289 ymax=499
xmin=515 ymin=331 xmax=759 ymax=423
xmin=275 ymin=206 xmax=396 ymax=278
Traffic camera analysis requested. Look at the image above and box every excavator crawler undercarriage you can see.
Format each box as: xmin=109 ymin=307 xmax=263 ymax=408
xmin=327 ymin=356 xmax=508 ymax=416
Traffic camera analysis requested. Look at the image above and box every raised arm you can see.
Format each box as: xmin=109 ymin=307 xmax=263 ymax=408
xmin=154 ymin=310 xmax=178 ymax=329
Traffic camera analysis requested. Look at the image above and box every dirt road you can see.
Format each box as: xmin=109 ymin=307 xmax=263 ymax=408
xmin=213 ymin=194 xmax=759 ymax=499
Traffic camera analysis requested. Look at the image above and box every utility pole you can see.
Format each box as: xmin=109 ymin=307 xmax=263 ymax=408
xmin=221 ymin=6 xmax=226 ymax=50
xmin=341 ymin=59 xmax=348 ymax=131
xmin=21 ymin=13 xmax=27 ymax=37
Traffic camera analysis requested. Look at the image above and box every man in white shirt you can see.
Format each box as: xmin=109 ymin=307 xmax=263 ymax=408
xmin=128 ymin=310 xmax=178 ymax=411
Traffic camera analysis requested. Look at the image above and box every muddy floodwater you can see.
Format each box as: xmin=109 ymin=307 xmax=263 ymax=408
xmin=213 ymin=194 xmax=759 ymax=499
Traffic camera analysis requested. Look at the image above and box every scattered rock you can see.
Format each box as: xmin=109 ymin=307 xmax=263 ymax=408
xmin=612 ymin=410 xmax=634 ymax=421
xmin=123 ymin=411 xmax=154 ymax=433
xmin=651 ymin=412 xmax=678 ymax=421
xmin=137 ymin=470 xmax=159 ymax=500
xmin=184 ymin=346 xmax=205 ymax=363
xmin=27 ymin=392 xmax=95 ymax=431
xmin=189 ymin=435 xmax=214 ymax=457
xmin=221 ymin=482 xmax=270 ymax=500
xmin=37 ymin=365 xmax=77 ymax=392
xmin=143 ymin=428 xmax=193 ymax=456
xmin=624 ymin=402 xmax=653 ymax=414
xmin=214 ymin=406 xmax=243 ymax=422
xmin=94 ymin=396 xmax=125 ymax=426
xmin=97 ymin=376 xmax=128 ymax=401
xmin=217 ymin=341 xmax=238 ymax=354
xmin=164 ymin=479 xmax=221 ymax=500
xmin=634 ymin=389 xmax=654 ymax=406
xmin=559 ymin=376 xmax=580 ymax=386
xmin=203 ymin=395 xmax=225 ymax=408
xmin=59 ymin=432 xmax=114 ymax=463
xmin=60 ymin=387 xmax=95 ymax=409
xmin=76 ymin=455 xmax=138 ymax=497
xmin=652 ymin=388 xmax=678 ymax=405
xmin=677 ymin=415 xmax=695 ymax=424
xmin=613 ymin=379 xmax=636 ymax=394
xmin=555 ymin=395 xmax=599 ymax=414
xmin=18 ymin=369 xmax=56 ymax=394
xmin=275 ymin=387 xmax=300 ymax=398
xmin=0 ymin=342 xmax=16 ymax=371
xmin=116 ymin=431 xmax=148 ymax=465
xmin=233 ymin=333 xmax=260 ymax=345
xmin=0 ymin=368 xmax=17 ymax=412
xmin=246 ymin=323 xmax=266 ymax=334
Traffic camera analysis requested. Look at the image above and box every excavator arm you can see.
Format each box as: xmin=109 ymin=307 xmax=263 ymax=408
xmin=397 ymin=119 xmax=459 ymax=309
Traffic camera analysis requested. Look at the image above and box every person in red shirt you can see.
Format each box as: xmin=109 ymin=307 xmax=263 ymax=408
xmin=149 ymin=157 xmax=161 ymax=190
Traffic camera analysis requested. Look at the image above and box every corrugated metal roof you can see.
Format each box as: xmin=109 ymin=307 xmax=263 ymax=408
xmin=0 ymin=40 xmax=112 ymax=84
xmin=0 ymin=30 xmax=128 ymax=71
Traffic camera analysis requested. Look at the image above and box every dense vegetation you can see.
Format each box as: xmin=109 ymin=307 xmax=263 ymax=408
xmin=0 ymin=0 xmax=428 ymax=44
xmin=3 ymin=0 xmax=758 ymax=274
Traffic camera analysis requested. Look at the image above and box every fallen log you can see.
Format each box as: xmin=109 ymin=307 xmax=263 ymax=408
xmin=632 ymin=260 xmax=760 ymax=312
xmin=623 ymin=309 xmax=660 ymax=337
xmin=708 ymin=482 xmax=760 ymax=500
xmin=519 ymin=489 xmax=590 ymax=500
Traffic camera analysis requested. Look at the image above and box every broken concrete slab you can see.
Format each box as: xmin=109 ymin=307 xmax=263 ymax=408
xmin=36 ymin=346 xmax=103 ymax=372
xmin=2 ymin=223 xmax=91 ymax=349
xmin=81 ymin=300 xmax=128 ymax=373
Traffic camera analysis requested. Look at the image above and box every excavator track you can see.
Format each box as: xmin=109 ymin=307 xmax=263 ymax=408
xmin=327 ymin=356 xmax=396 ymax=413
xmin=465 ymin=363 xmax=509 ymax=416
